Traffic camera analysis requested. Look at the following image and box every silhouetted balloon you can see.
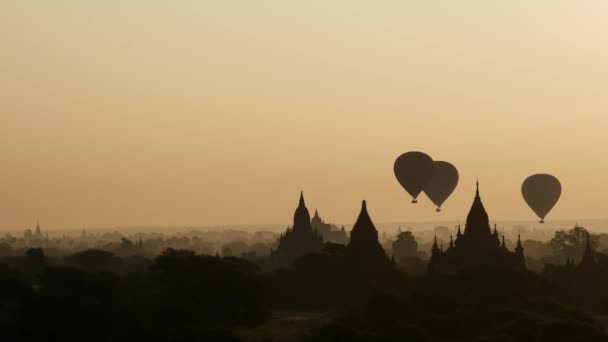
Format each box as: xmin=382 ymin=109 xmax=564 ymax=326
xmin=522 ymin=174 xmax=561 ymax=224
xmin=424 ymin=161 xmax=459 ymax=212
xmin=394 ymin=152 xmax=434 ymax=203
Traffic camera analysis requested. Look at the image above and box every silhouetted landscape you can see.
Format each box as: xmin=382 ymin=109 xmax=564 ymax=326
xmin=4 ymin=2 xmax=608 ymax=341
xmin=3 ymin=187 xmax=608 ymax=341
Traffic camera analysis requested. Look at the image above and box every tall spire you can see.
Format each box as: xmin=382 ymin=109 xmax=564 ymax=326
xmin=465 ymin=181 xmax=491 ymax=235
xmin=515 ymin=233 xmax=524 ymax=255
xmin=347 ymin=200 xmax=386 ymax=262
xmin=311 ymin=208 xmax=322 ymax=224
xmin=517 ymin=234 xmax=522 ymax=248
xmin=349 ymin=200 xmax=379 ymax=244
xmin=580 ymin=231 xmax=595 ymax=267
xmin=514 ymin=233 xmax=525 ymax=267
xmin=293 ymin=191 xmax=312 ymax=232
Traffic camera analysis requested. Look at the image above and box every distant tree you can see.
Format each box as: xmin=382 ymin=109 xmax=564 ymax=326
xmin=522 ymin=239 xmax=552 ymax=260
xmin=434 ymin=226 xmax=450 ymax=240
xmin=222 ymin=246 xmax=233 ymax=257
xmin=0 ymin=242 xmax=12 ymax=257
xmin=392 ymin=231 xmax=418 ymax=261
xmin=65 ymin=249 xmax=116 ymax=272
xmin=513 ymin=225 xmax=527 ymax=235
xmin=24 ymin=248 xmax=45 ymax=275
xmin=550 ymin=226 xmax=600 ymax=262
xmin=120 ymin=237 xmax=134 ymax=248
xmin=249 ymin=242 xmax=272 ymax=257
xmin=222 ymin=241 xmax=248 ymax=257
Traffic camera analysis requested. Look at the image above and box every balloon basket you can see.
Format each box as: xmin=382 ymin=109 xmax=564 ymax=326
xmin=539 ymin=220 xmax=545 ymax=224
xmin=436 ymin=208 xmax=441 ymax=212
xmin=411 ymin=199 xmax=418 ymax=204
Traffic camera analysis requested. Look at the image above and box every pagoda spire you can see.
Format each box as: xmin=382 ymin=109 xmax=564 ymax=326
xmin=348 ymin=200 xmax=380 ymax=245
xmin=515 ymin=234 xmax=524 ymax=255
xmin=514 ymin=233 xmax=525 ymax=267
xmin=580 ymin=231 xmax=595 ymax=266
xmin=516 ymin=234 xmax=523 ymax=248
xmin=311 ymin=208 xmax=322 ymax=224
xmin=431 ymin=235 xmax=440 ymax=255
xmin=465 ymin=180 xmax=491 ymax=235
xmin=293 ymin=191 xmax=313 ymax=232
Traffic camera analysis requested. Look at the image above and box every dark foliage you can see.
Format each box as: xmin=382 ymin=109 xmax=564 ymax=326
xmin=1 ymin=248 xmax=608 ymax=341
xmin=0 ymin=249 xmax=268 ymax=341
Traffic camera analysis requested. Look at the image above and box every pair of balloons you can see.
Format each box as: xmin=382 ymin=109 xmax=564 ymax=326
xmin=394 ymin=152 xmax=459 ymax=212
xmin=522 ymin=174 xmax=561 ymax=224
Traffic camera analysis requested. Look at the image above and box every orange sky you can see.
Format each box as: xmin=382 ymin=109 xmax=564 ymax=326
xmin=1 ymin=2 xmax=608 ymax=230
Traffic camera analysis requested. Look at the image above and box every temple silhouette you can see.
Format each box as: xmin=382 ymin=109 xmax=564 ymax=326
xmin=271 ymin=193 xmax=390 ymax=267
xmin=345 ymin=200 xmax=389 ymax=266
xmin=23 ymin=221 xmax=45 ymax=240
xmin=270 ymin=192 xmax=323 ymax=266
xmin=573 ymin=231 xmax=600 ymax=274
xmin=311 ymin=210 xmax=348 ymax=245
xmin=428 ymin=182 xmax=526 ymax=273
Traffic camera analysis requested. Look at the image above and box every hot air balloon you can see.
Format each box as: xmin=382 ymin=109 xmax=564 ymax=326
xmin=394 ymin=152 xmax=434 ymax=203
xmin=522 ymin=174 xmax=562 ymax=223
xmin=424 ymin=161 xmax=459 ymax=212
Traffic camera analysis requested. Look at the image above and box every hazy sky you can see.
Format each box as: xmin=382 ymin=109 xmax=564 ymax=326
xmin=2 ymin=1 xmax=608 ymax=230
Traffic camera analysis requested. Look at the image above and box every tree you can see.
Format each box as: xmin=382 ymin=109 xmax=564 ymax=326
xmin=550 ymin=225 xmax=600 ymax=263
xmin=65 ymin=249 xmax=116 ymax=272
xmin=144 ymin=249 xmax=268 ymax=327
xmin=24 ymin=248 xmax=45 ymax=276
xmin=433 ymin=226 xmax=450 ymax=240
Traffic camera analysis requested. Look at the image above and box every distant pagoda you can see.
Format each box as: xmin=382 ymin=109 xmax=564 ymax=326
xmin=577 ymin=231 xmax=599 ymax=273
xmin=428 ymin=182 xmax=526 ymax=273
xmin=24 ymin=221 xmax=44 ymax=240
xmin=310 ymin=209 xmax=349 ymax=245
xmin=271 ymin=192 xmax=323 ymax=266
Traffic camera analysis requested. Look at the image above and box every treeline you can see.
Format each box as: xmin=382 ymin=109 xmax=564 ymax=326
xmin=0 ymin=249 xmax=266 ymax=341
xmin=1 ymin=245 xmax=608 ymax=341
